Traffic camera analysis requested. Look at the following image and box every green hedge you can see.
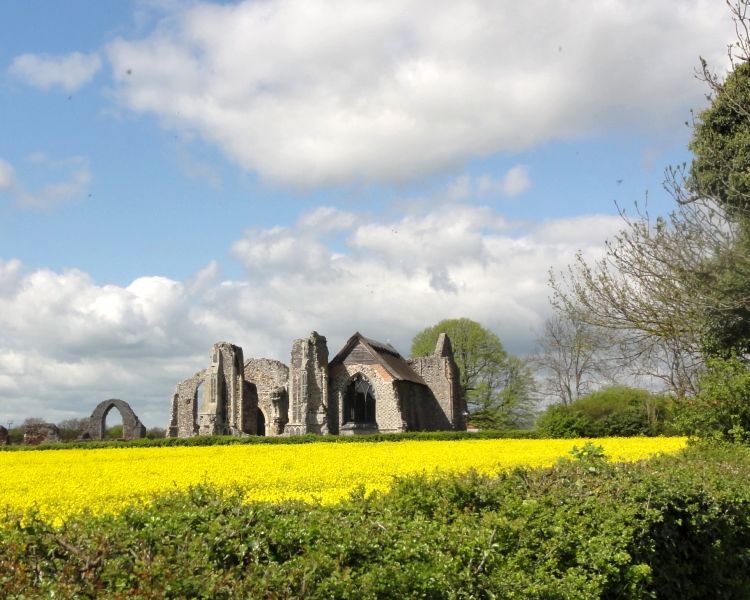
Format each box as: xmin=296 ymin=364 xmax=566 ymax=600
xmin=537 ymin=386 xmax=673 ymax=438
xmin=0 ymin=428 xmax=539 ymax=452
xmin=1 ymin=442 xmax=748 ymax=598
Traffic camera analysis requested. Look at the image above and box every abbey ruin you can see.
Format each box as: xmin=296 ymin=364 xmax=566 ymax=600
xmin=167 ymin=331 xmax=466 ymax=437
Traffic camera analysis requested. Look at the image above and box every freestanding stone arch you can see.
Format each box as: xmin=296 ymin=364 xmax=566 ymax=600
xmin=87 ymin=399 xmax=146 ymax=440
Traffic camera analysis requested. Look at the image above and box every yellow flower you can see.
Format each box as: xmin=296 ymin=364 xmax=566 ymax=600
xmin=0 ymin=437 xmax=686 ymax=524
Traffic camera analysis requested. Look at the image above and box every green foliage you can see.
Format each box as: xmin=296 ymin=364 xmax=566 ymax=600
xmin=2 ymin=443 xmax=749 ymax=598
xmin=0 ymin=429 xmax=539 ymax=452
xmin=567 ymin=441 xmax=607 ymax=463
xmin=537 ymin=386 xmax=672 ymax=438
xmin=411 ymin=318 xmax=536 ymax=428
xmin=677 ymin=357 xmax=750 ymax=442
xmin=411 ymin=317 xmax=507 ymax=395
xmin=57 ymin=418 xmax=89 ymax=442
xmin=690 ymin=60 xmax=750 ymax=214
xmin=145 ymin=427 xmax=166 ymax=439
xmin=106 ymin=424 xmax=123 ymax=439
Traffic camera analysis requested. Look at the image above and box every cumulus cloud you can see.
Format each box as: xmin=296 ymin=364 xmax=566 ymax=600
xmin=0 ymin=155 xmax=92 ymax=210
xmin=0 ymin=196 xmax=621 ymax=426
xmin=8 ymin=52 xmax=102 ymax=92
xmin=0 ymin=159 xmax=15 ymax=191
xmin=105 ymin=0 xmax=732 ymax=187
xmin=477 ymin=165 xmax=531 ymax=198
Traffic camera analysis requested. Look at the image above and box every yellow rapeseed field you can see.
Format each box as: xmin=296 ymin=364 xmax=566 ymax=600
xmin=0 ymin=437 xmax=686 ymax=525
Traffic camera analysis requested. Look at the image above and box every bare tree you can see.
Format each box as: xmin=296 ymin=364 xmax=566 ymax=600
xmin=532 ymin=310 xmax=613 ymax=405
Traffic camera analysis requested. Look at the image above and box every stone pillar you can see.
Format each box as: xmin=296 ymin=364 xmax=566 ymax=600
xmin=270 ymin=387 xmax=287 ymax=435
xmin=198 ymin=342 xmax=252 ymax=436
xmin=286 ymin=332 xmax=329 ymax=435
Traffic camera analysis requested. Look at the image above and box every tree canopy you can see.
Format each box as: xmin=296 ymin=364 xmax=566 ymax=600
xmin=549 ymin=0 xmax=750 ymax=439
xmin=411 ymin=318 xmax=507 ymax=396
xmin=411 ymin=318 xmax=536 ymax=429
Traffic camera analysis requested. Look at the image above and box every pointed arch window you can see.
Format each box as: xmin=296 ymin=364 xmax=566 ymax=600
xmin=343 ymin=375 xmax=376 ymax=424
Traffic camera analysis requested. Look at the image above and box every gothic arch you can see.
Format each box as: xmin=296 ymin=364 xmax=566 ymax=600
xmin=342 ymin=373 xmax=376 ymax=425
xmin=87 ymin=399 xmax=147 ymax=440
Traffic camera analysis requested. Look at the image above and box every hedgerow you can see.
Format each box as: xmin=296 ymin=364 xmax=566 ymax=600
xmin=1 ymin=442 xmax=748 ymax=599
xmin=0 ymin=428 xmax=539 ymax=452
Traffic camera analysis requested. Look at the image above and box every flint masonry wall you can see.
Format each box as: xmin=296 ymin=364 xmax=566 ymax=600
xmin=24 ymin=423 xmax=60 ymax=445
xmin=168 ymin=332 xmax=463 ymax=438
xmin=408 ymin=333 xmax=466 ymax=431
xmin=287 ymin=332 xmax=329 ymax=435
xmin=87 ymin=399 xmax=147 ymax=440
xmin=199 ymin=342 xmax=255 ymax=436
xmin=244 ymin=358 xmax=289 ymax=436
xmin=168 ymin=368 xmax=207 ymax=437
xmin=329 ymin=363 xmax=406 ymax=434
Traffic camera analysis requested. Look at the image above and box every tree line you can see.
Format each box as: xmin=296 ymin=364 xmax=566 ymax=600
xmin=412 ymin=2 xmax=750 ymax=440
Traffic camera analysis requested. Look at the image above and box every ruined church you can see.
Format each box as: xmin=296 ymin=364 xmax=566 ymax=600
xmin=167 ymin=331 xmax=466 ymax=437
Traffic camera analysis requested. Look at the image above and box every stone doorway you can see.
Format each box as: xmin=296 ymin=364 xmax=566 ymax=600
xmin=256 ymin=408 xmax=266 ymax=436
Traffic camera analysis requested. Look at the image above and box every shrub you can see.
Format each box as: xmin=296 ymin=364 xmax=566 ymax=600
xmin=1 ymin=443 xmax=748 ymax=598
xmin=677 ymin=357 xmax=750 ymax=442
xmin=537 ymin=386 xmax=671 ymax=438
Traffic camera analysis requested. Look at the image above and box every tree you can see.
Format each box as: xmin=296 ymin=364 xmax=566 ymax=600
xmin=550 ymin=1 xmax=750 ymax=441
xmin=550 ymin=202 xmax=714 ymax=396
xmin=106 ymin=424 xmax=124 ymax=439
xmin=146 ymin=427 xmax=166 ymax=439
xmin=57 ymin=418 xmax=89 ymax=442
xmin=532 ymin=310 xmax=614 ymax=405
xmin=411 ymin=318 xmax=536 ymax=428
xmin=688 ymin=2 xmax=750 ymax=215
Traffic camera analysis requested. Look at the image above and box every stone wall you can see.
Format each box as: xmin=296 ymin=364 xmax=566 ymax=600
xmin=244 ymin=358 xmax=289 ymax=436
xmin=87 ymin=399 xmax=147 ymax=440
xmin=287 ymin=332 xmax=329 ymax=435
xmin=167 ymin=368 xmax=207 ymax=438
xmin=24 ymin=423 xmax=60 ymax=445
xmin=408 ymin=333 xmax=466 ymax=431
xmin=168 ymin=332 xmax=463 ymax=439
xmin=329 ymin=363 xmax=406 ymax=435
xmin=199 ymin=342 xmax=255 ymax=436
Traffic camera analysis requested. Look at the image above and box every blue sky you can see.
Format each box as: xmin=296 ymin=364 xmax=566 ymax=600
xmin=0 ymin=0 xmax=735 ymax=426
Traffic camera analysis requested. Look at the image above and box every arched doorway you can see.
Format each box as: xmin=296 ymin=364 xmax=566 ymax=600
xmin=103 ymin=404 xmax=124 ymax=439
xmin=86 ymin=399 xmax=146 ymax=440
xmin=256 ymin=408 xmax=266 ymax=436
xmin=343 ymin=375 xmax=376 ymax=425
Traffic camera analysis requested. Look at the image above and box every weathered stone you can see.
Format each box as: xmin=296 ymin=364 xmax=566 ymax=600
xmin=24 ymin=423 xmax=60 ymax=445
xmin=287 ymin=332 xmax=329 ymax=436
xmin=408 ymin=333 xmax=466 ymax=430
xmin=198 ymin=342 xmax=256 ymax=436
xmin=167 ymin=368 xmax=207 ymax=438
xmin=87 ymin=399 xmax=147 ymax=440
xmin=244 ymin=358 xmax=289 ymax=436
xmin=0 ymin=425 xmax=8 ymax=445
xmin=168 ymin=331 xmax=466 ymax=438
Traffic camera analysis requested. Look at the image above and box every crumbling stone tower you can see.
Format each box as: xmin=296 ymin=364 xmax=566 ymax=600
xmin=408 ymin=333 xmax=466 ymax=430
xmin=198 ymin=342 xmax=255 ymax=436
xmin=286 ymin=331 xmax=329 ymax=435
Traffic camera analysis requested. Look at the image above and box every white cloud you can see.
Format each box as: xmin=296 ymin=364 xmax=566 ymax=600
xmin=0 ymin=155 xmax=92 ymax=210
xmin=0 ymin=159 xmax=15 ymax=191
xmin=9 ymin=52 xmax=102 ymax=92
xmin=0 ymin=193 xmax=621 ymax=426
xmin=478 ymin=165 xmax=531 ymax=197
xmin=105 ymin=0 xmax=732 ymax=187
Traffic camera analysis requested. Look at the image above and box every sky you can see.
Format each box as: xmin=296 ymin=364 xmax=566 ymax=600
xmin=0 ymin=0 xmax=737 ymax=428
